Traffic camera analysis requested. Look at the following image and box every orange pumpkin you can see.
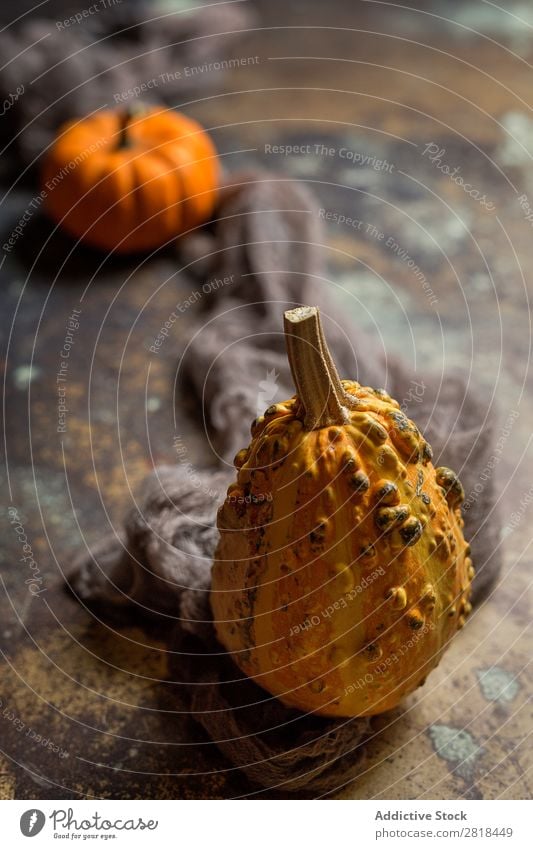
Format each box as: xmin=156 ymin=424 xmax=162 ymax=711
xmin=211 ymin=306 xmax=473 ymax=717
xmin=41 ymin=106 xmax=219 ymax=253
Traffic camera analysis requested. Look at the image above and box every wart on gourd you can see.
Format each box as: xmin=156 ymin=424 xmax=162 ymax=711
xmin=211 ymin=306 xmax=473 ymax=717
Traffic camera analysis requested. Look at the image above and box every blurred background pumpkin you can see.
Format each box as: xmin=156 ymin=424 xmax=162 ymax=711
xmin=41 ymin=106 xmax=220 ymax=253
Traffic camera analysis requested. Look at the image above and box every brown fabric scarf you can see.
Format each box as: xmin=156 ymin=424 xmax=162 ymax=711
xmin=69 ymin=172 xmax=501 ymax=796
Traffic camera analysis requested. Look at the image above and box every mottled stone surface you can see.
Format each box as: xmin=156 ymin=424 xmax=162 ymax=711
xmin=1 ymin=0 xmax=532 ymax=799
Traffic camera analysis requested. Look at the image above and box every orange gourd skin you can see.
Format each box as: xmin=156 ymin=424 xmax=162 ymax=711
xmin=41 ymin=107 xmax=219 ymax=253
xmin=211 ymin=381 xmax=473 ymax=718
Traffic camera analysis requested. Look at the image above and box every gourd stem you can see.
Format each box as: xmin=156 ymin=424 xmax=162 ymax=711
xmin=117 ymin=103 xmax=146 ymax=149
xmin=284 ymin=306 xmax=348 ymax=430
xmin=117 ymin=109 xmax=131 ymax=149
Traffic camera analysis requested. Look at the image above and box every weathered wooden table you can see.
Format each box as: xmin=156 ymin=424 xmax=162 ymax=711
xmin=1 ymin=0 xmax=531 ymax=799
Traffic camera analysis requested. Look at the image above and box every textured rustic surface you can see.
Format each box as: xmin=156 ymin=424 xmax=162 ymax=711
xmin=1 ymin=0 xmax=532 ymax=799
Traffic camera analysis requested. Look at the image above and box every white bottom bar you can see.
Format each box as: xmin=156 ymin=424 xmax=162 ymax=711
xmin=1 ymin=799 xmax=530 ymax=848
